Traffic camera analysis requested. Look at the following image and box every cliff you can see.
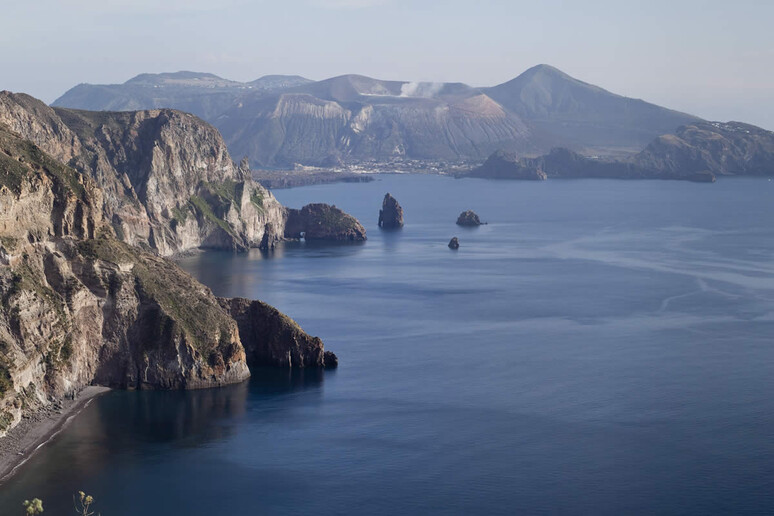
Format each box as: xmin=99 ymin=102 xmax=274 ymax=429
xmin=220 ymin=298 xmax=337 ymax=368
xmin=0 ymin=124 xmax=335 ymax=436
xmin=0 ymin=91 xmax=286 ymax=256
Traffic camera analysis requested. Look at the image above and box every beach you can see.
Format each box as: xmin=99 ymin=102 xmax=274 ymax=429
xmin=0 ymin=386 xmax=111 ymax=483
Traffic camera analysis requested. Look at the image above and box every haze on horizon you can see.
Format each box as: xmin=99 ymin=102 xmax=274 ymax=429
xmin=3 ymin=0 xmax=773 ymax=130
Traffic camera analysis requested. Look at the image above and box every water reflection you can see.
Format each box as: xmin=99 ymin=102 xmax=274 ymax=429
xmin=249 ymin=366 xmax=329 ymax=397
xmin=379 ymin=226 xmax=403 ymax=253
xmin=0 ymin=370 xmax=327 ymax=511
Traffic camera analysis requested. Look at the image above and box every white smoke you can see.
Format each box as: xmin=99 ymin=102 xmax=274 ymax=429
xmin=400 ymin=82 xmax=444 ymax=98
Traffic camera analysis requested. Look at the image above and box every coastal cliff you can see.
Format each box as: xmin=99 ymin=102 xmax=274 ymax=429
xmin=0 ymin=91 xmax=286 ymax=256
xmin=220 ymin=298 xmax=338 ymax=368
xmin=0 ymin=124 xmax=335 ymax=437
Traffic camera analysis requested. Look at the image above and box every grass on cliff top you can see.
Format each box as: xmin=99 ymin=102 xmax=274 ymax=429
xmin=133 ymin=254 xmax=234 ymax=354
xmin=79 ymin=233 xmax=231 ymax=353
xmin=250 ymin=188 xmax=265 ymax=211
xmin=315 ymin=206 xmax=361 ymax=232
xmin=202 ymin=179 xmax=240 ymax=205
xmin=53 ymin=107 xmax=136 ymax=141
xmin=178 ymin=180 xmax=265 ymax=234
xmin=0 ymin=124 xmax=87 ymax=198
xmin=189 ymin=195 xmax=236 ymax=237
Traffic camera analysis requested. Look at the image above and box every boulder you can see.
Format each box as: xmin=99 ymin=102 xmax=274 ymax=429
xmin=448 ymin=237 xmax=460 ymax=249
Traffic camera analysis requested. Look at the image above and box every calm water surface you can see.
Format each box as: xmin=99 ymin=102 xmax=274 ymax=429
xmin=1 ymin=175 xmax=774 ymax=514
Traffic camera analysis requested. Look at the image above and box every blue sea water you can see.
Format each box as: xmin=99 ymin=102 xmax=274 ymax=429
xmin=1 ymin=175 xmax=774 ymax=515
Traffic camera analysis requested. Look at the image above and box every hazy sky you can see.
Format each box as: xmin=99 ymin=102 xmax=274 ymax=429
xmin=3 ymin=0 xmax=773 ymax=129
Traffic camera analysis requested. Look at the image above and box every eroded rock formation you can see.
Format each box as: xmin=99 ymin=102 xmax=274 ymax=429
xmin=378 ymin=193 xmax=404 ymax=229
xmin=285 ymin=204 xmax=366 ymax=241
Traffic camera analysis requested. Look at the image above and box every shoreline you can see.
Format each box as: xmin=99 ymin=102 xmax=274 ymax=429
xmin=0 ymin=386 xmax=111 ymax=484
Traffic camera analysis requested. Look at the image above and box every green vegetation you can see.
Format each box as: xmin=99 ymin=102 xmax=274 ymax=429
xmin=19 ymin=491 xmax=97 ymax=515
xmin=0 ymin=409 xmax=14 ymax=432
xmin=0 ymin=156 xmax=27 ymax=195
xmin=77 ymin=232 xmax=135 ymax=264
xmin=1 ymin=236 xmax=19 ymax=252
xmin=12 ymin=258 xmax=68 ymax=329
xmin=250 ymin=187 xmax=265 ymax=211
xmin=81 ymin=232 xmax=231 ymax=354
xmin=202 ymin=179 xmax=239 ymax=204
xmin=189 ymin=195 xmax=235 ymax=236
xmin=22 ymin=498 xmax=43 ymax=515
xmin=0 ymin=124 xmax=87 ymax=198
xmin=0 ymin=364 xmax=13 ymax=397
xmin=317 ymin=207 xmax=360 ymax=233
xmin=171 ymin=205 xmax=189 ymax=226
xmin=74 ymin=491 xmax=96 ymax=516
xmin=132 ymin=256 xmax=230 ymax=354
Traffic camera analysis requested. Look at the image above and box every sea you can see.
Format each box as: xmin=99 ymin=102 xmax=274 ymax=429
xmin=1 ymin=174 xmax=773 ymax=515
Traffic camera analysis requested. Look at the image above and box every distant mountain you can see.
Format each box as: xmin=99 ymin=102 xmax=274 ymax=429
xmin=213 ymin=74 xmax=531 ymax=167
xmin=485 ymin=64 xmax=700 ymax=152
xmin=466 ymin=121 xmax=774 ymax=181
xmin=54 ymin=71 xmax=312 ymax=121
xmin=53 ymin=66 xmax=704 ymax=167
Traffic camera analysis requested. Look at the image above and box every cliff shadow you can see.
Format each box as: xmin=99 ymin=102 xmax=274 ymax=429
xmin=247 ymin=366 xmax=329 ymax=398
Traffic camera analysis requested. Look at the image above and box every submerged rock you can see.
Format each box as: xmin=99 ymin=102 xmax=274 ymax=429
xmin=448 ymin=237 xmax=460 ymax=249
xmin=456 ymin=210 xmax=483 ymax=226
xmin=378 ymin=193 xmax=404 ymax=228
xmin=284 ymin=203 xmax=366 ymax=241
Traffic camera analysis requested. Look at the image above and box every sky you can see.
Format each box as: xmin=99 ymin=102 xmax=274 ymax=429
xmin=2 ymin=0 xmax=773 ymax=129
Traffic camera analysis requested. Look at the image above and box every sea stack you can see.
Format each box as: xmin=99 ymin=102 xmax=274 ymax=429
xmin=284 ymin=204 xmax=367 ymax=241
xmin=448 ymin=237 xmax=460 ymax=249
xmin=456 ymin=210 xmax=483 ymax=226
xmin=378 ymin=193 xmax=404 ymax=228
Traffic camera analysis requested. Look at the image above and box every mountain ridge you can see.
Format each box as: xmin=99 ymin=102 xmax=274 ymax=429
xmin=53 ymin=65 xmax=702 ymax=167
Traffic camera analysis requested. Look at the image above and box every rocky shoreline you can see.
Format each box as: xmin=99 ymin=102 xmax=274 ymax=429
xmin=0 ymin=386 xmax=111 ymax=483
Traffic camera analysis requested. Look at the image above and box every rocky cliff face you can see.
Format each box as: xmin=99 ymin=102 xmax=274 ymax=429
xmin=0 ymin=124 xmax=335 ymax=436
xmin=220 ymin=298 xmax=337 ymax=369
xmin=0 ymin=91 xmax=286 ymax=256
